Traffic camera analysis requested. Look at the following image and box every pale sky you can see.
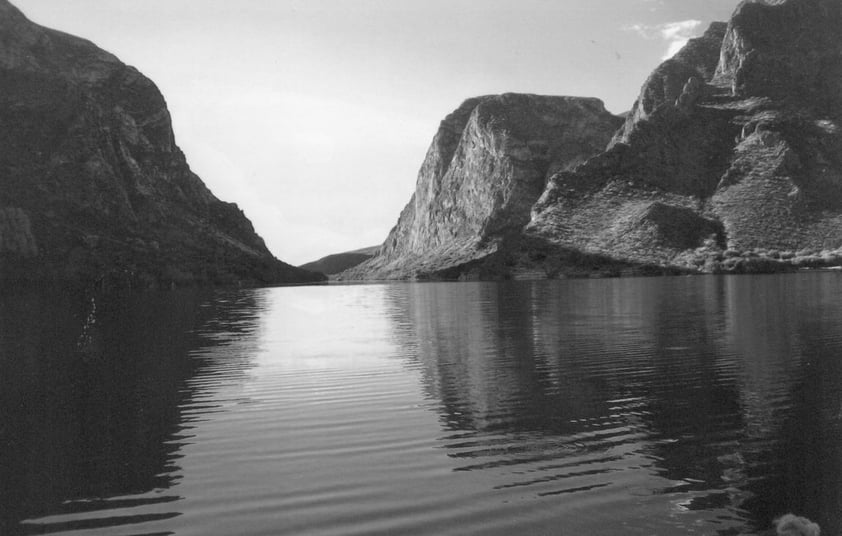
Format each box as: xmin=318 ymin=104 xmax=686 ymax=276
xmin=13 ymin=0 xmax=737 ymax=265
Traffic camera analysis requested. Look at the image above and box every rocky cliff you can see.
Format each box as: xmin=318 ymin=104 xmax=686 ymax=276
xmin=346 ymin=0 xmax=842 ymax=280
xmin=0 ymin=1 xmax=324 ymax=287
xmin=529 ymin=0 xmax=842 ymax=275
xmin=342 ymin=94 xmax=623 ymax=279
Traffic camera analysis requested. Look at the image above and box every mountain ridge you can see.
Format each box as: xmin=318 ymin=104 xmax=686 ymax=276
xmin=0 ymin=0 xmax=325 ymax=287
xmin=343 ymin=0 xmax=842 ymax=280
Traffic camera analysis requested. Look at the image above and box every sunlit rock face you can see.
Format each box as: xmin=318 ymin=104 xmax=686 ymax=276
xmin=528 ymin=0 xmax=842 ymax=275
xmin=346 ymin=0 xmax=842 ymax=280
xmin=610 ymin=21 xmax=728 ymax=148
xmin=342 ymin=94 xmax=623 ymax=280
xmin=0 ymin=0 xmax=324 ymax=286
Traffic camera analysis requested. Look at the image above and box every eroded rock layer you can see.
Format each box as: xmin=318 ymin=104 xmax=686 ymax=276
xmin=343 ymin=94 xmax=623 ymax=279
xmin=529 ymin=0 xmax=842 ymax=275
xmin=0 ymin=0 xmax=324 ymax=286
xmin=347 ymin=0 xmax=842 ymax=281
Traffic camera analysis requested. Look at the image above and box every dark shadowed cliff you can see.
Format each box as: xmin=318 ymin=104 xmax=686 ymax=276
xmin=345 ymin=0 xmax=842 ymax=280
xmin=0 ymin=1 xmax=325 ymax=287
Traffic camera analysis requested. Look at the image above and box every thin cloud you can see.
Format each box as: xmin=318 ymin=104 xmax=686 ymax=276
xmin=626 ymin=20 xmax=703 ymax=60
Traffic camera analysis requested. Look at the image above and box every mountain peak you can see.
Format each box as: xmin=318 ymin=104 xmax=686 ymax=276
xmin=715 ymin=0 xmax=842 ymax=114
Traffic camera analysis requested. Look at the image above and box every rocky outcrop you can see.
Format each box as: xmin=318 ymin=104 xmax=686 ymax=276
xmin=610 ymin=21 xmax=728 ymax=147
xmin=529 ymin=0 xmax=842 ymax=275
xmin=0 ymin=0 xmax=324 ymax=286
xmin=342 ymin=94 xmax=623 ymax=279
xmin=714 ymin=0 xmax=842 ymax=115
xmin=345 ymin=0 xmax=842 ymax=280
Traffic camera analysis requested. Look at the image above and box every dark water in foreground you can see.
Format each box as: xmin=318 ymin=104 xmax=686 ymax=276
xmin=2 ymin=274 xmax=842 ymax=535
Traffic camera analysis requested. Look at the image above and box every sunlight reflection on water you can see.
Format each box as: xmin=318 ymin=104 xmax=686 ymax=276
xmin=3 ymin=274 xmax=842 ymax=535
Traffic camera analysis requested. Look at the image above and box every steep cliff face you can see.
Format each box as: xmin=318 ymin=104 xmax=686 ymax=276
xmin=610 ymin=22 xmax=728 ymax=147
xmin=715 ymin=0 xmax=842 ymax=115
xmin=0 ymin=1 xmax=324 ymax=286
xmin=343 ymin=94 xmax=623 ymax=279
xmin=346 ymin=0 xmax=842 ymax=281
xmin=528 ymin=0 xmax=842 ymax=275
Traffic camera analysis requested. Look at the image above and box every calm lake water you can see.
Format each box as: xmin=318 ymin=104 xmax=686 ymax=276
xmin=2 ymin=274 xmax=842 ymax=535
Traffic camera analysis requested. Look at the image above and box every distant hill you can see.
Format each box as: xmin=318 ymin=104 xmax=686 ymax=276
xmin=299 ymin=246 xmax=380 ymax=275
xmin=0 ymin=0 xmax=325 ymax=287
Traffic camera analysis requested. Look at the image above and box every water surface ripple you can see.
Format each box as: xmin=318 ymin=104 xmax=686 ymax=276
xmin=2 ymin=274 xmax=842 ymax=534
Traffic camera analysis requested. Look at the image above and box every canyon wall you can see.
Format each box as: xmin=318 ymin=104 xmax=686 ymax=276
xmin=346 ymin=0 xmax=842 ymax=280
xmin=0 ymin=0 xmax=324 ymax=286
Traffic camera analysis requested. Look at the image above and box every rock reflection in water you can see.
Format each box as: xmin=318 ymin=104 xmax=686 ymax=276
xmin=3 ymin=276 xmax=842 ymax=535
xmin=0 ymin=287 xmax=265 ymax=535
xmin=382 ymin=276 xmax=842 ymax=534
xmin=724 ymin=275 xmax=842 ymax=535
